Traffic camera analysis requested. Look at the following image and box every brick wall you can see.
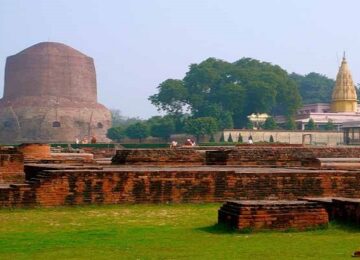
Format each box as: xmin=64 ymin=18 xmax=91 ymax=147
xmin=112 ymin=149 xmax=205 ymax=165
xmin=218 ymin=200 xmax=329 ymax=230
xmin=2 ymin=167 xmax=360 ymax=207
xmin=206 ymin=147 xmax=360 ymax=166
xmin=0 ymin=149 xmax=24 ymax=184
xmin=18 ymin=143 xmax=51 ymax=161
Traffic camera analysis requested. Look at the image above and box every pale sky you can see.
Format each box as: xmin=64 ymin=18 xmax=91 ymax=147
xmin=1 ymin=0 xmax=360 ymax=118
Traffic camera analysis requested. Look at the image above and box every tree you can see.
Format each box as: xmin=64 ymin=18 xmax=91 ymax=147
xmin=263 ymin=117 xmax=277 ymax=130
xmin=149 ymin=79 xmax=187 ymax=115
xmin=269 ymin=135 xmax=274 ymax=142
xmin=290 ymin=72 xmax=335 ymax=104
xmin=324 ymin=120 xmax=335 ymax=131
xmin=238 ymin=134 xmax=243 ymax=143
xmin=306 ymin=118 xmax=316 ymax=130
xmin=106 ymin=126 xmax=125 ymax=142
xmin=184 ymin=117 xmax=219 ymax=142
xmin=150 ymin=57 xmax=302 ymax=128
xmin=246 ymin=120 xmax=254 ymax=129
xmin=110 ymin=109 xmax=142 ymax=128
xmin=227 ymin=133 xmax=233 ymax=142
xmin=149 ymin=116 xmax=176 ymax=141
xmin=285 ymin=116 xmax=296 ymax=130
xmin=209 ymin=134 xmax=215 ymax=142
xmin=219 ymin=132 xmax=225 ymax=142
xmin=125 ymin=122 xmax=150 ymax=143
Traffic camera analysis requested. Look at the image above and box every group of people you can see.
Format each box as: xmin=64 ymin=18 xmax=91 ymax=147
xmin=75 ymin=136 xmax=97 ymax=144
xmin=170 ymin=138 xmax=196 ymax=148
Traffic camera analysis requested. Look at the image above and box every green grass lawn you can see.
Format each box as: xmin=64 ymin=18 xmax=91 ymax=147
xmin=0 ymin=204 xmax=359 ymax=259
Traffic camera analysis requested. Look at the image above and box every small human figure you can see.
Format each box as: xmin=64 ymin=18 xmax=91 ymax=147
xmin=184 ymin=138 xmax=193 ymax=146
xmin=91 ymin=136 xmax=97 ymax=144
xmin=170 ymin=140 xmax=178 ymax=149
xmin=75 ymin=138 xmax=80 ymax=144
xmin=248 ymin=136 xmax=253 ymax=144
xmin=82 ymin=137 xmax=88 ymax=144
xmin=191 ymin=139 xmax=196 ymax=146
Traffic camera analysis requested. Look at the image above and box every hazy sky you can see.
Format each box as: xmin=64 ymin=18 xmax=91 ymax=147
xmin=1 ymin=0 xmax=360 ymax=118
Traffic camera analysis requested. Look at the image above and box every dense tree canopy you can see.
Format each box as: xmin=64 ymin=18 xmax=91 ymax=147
xmin=183 ymin=117 xmax=219 ymax=141
xmin=106 ymin=126 xmax=125 ymax=142
xmin=290 ymin=73 xmax=335 ymax=104
xmin=148 ymin=116 xmax=176 ymax=140
xmin=125 ymin=122 xmax=150 ymax=142
xmin=263 ymin=117 xmax=277 ymax=130
xmin=149 ymin=57 xmax=302 ymax=128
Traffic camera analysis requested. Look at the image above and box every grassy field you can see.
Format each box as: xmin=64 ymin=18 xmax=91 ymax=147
xmin=0 ymin=204 xmax=359 ymax=259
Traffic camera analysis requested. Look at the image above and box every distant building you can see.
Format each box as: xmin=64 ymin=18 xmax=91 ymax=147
xmin=276 ymin=54 xmax=360 ymax=130
xmin=0 ymin=42 xmax=111 ymax=143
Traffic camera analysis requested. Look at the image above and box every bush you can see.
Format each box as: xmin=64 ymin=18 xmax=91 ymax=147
xmin=269 ymin=135 xmax=274 ymax=142
xmin=219 ymin=133 xmax=225 ymax=142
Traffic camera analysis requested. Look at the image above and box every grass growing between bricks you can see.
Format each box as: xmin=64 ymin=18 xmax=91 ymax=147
xmin=0 ymin=204 xmax=359 ymax=259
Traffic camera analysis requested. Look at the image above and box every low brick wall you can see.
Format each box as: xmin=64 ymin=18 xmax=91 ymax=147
xmin=18 ymin=143 xmax=51 ymax=162
xmin=111 ymin=147 xmax=360 ymax=167
xmin=0 ymin=149 xmax=24 ymax=184
xmin=81 ymin=147 xmax=116 ymax=159
xmin=112 ymin=149 xmax=205 ymax=165
xmin=206 ymin=147 xmax=360 ymax=166
xmin=218 ymin=200 xmax=328 ymax=230
xmin=2 ymin=167 xmax=360 ymax=207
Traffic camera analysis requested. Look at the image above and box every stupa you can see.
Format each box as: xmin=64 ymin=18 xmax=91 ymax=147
xmin=0 ymin=42 xmax=111 ymax=143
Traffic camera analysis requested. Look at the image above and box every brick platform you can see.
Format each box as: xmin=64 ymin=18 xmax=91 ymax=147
xmin=218 ymin=200 xmax=329 ymax=231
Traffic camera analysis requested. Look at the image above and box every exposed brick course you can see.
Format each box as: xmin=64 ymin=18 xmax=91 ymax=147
xmin=218 ymin=200 xmax=329 ymax=230
xmin=0 ymin=149 xmax=24 ymax=184
xmin=2 ymin=166 xmax=360 ymax=207
xmin=112 ymin=149 xmax=205 ymax=165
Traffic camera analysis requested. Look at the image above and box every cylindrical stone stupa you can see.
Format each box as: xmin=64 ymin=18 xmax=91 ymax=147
xmin=0 ymin=42 xmax=111 ymax=143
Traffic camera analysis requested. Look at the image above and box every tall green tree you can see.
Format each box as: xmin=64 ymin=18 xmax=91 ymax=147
xmin=290 ymin=72 xmax=335 ymax=104
xmin=184 ymin=117 xmax=219 ymax=142
xmin=125 ymin=122 xmax=150 ymax=143
xmin=150 ymin=57 xmax=302 ymax=128
xmin=149 ymin=117 xmax=176 ymax=141
xmin=106 ymin=126 xmax=125 ymax=142
xmin=148 ymin=79 xmax=188 ymax=115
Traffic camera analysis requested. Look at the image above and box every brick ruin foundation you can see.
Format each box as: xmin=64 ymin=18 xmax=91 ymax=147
xmin=0 ymin=144 xmax=360 ymax=227
xmin=218 ymin=200 xmax=329 ymax=231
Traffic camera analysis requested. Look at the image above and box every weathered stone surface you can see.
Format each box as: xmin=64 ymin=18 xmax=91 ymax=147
xmin=0 ymin=42 xmax=111 ymax=143
xmin=218 ymin=200 xmax=329 ymax=230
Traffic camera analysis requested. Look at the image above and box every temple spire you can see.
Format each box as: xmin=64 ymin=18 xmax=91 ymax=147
xmin=331 ymin=54 xmax=357 ymax=113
